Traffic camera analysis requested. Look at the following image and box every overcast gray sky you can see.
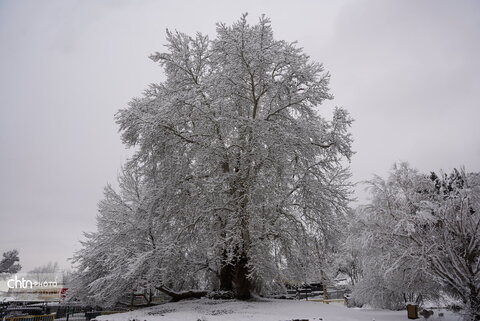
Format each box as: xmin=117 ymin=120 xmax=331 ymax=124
xmin=1 ymin=0 xmax=479 ymax=272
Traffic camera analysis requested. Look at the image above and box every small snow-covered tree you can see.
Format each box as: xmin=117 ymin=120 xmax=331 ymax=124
xmin=72 ymin=14 xmax=353 ymax=303
xmin=349 ymin=164 xmax=441 ymax=309
xmin=354 ymin=163 xmax=480 ymax=320
xmin=0 ymin=249 xmax=21 ymax=275
xmin=422 ymin=170 xmax=480 ymax=321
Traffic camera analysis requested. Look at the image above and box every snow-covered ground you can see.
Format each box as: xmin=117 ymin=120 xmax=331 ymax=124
xmin=96 ymin=299 xmax=461 ymax=321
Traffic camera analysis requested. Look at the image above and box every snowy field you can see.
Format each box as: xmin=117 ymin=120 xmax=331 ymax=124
xmin=96 ymin=299 xmax=461 ymax=321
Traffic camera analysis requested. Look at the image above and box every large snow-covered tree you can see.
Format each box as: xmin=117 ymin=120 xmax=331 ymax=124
xmin=71 ymin=14 xmax=353 ymax=303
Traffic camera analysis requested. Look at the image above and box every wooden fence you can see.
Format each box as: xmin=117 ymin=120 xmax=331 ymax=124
xmin=4 ymin=314 xmax=56 ymax=321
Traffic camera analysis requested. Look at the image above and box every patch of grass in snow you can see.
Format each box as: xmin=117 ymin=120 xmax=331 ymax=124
xmin=146 ymin=307 xmax=176 ymax=315
xmin=209 ymin=309 xmax=234 ymax=315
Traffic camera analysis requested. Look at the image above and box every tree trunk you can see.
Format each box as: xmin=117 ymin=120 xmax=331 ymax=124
xmin=321 ymin=269 xmax=329 ymax=300
xmin=130 ymin=291 xmax=134 ymax=308
xmin=233 ymin=254 xmax=251 ymax=300
xmin=219 ymin=160 xmax=234 ymax=292
xmin=315 ymin=238 xmax=329 ymax=300
xmin=468 ymin=284 xmax=480 ymax=321
xmin=219 ymin=261 xmax=234 ymax=291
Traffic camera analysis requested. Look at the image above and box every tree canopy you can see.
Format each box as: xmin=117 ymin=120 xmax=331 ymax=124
xmin=70 ymin=14 xmax=353 ymax=304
